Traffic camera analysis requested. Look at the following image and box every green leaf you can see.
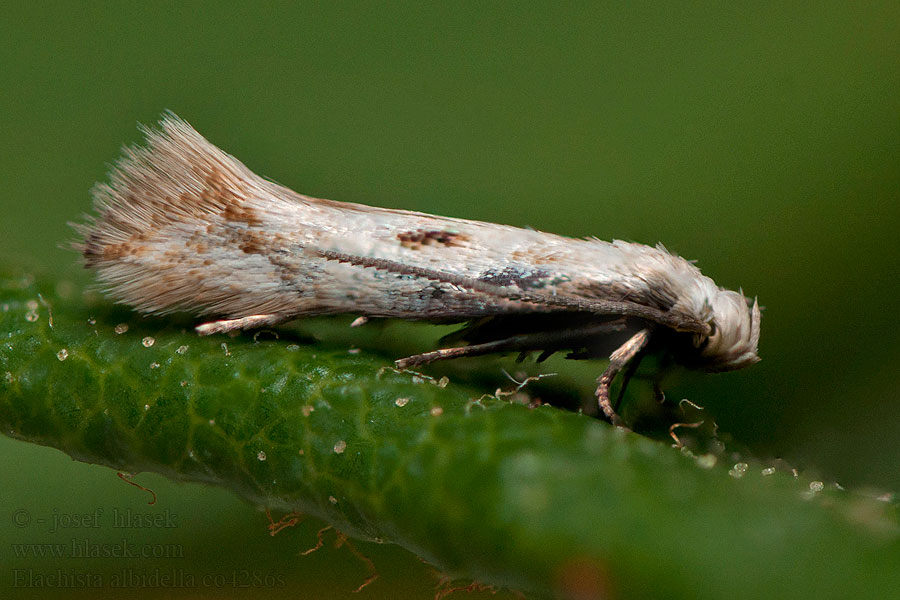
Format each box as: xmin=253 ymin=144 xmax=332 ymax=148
xmin=2 ymin=266 xmax=899 ymax=599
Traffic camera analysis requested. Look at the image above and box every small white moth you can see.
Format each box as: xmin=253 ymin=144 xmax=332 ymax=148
xmin=74 ymin=114 xmax=760 ymax=426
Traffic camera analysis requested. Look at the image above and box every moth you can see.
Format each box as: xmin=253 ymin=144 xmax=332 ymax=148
xmin=74 ymin=114 xmax=760 ymax=426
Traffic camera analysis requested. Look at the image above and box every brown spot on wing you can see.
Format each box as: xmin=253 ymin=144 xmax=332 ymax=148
xmin=178 ymin=167 xmax=263 ymax=226
xmin=100 ymin=243 xmax=129 ymax=261
xmin=85 ymin=239 xmax=147 ymax=263
xmin=397 ymin=229 xmax=469 ymax=250
xmin=235 ymin=229 xmax=290 ymax=255
xmin=222 ymin=202 xmax=262 ymax=227
xmin=238 ymin=230 xmax=269 ymax=254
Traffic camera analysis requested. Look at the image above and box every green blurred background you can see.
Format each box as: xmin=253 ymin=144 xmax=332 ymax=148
xmin=1 ymin=2 xmax=898 ymax=598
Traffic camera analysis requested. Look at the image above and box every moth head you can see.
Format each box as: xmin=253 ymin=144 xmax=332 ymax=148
xmin=692 ymin=290 xmax=761 ymax=372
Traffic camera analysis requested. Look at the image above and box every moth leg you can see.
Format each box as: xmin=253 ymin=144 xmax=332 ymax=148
xmin=396 ymin=334 xmax=551 ymax=368
xmin=396 ymin=321 xmax=626 ymax=370
xmin=595 ymin=328 xmax=652 ymax=427
xmin=195 ymin=314 xmax=284 ymax=336
xmin=396 ymin=344 xmax=500 ymax=369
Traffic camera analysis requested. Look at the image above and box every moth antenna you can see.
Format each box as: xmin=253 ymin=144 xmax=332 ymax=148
xmin=314 ymin=249 xmax=709 ymax=334
xmin=75 ymin=113 xmax=252 ymax=268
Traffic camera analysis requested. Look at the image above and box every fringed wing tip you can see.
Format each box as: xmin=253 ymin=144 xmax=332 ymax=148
xmin=72 ymin=112 xmax=250 ymax=264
